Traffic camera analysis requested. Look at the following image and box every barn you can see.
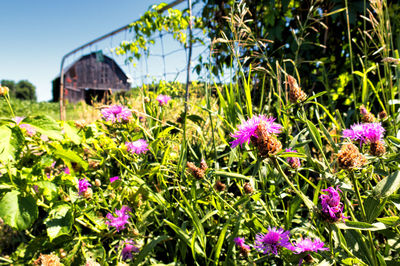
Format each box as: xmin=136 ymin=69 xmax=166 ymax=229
xmin=52 ymin=51 xmax=131 ymax=103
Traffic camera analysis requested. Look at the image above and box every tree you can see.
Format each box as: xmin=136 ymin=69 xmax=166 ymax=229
xmin=15 ymin=80 xmax=36 ymax=101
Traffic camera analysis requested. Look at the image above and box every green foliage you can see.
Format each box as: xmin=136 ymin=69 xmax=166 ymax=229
xmin=1 ymin=79 xmax=36 ymax=101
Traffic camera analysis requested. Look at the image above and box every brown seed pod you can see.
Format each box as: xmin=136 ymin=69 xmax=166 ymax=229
xmin=243 ymin=182 xmax=253 ymax=194
xmin=287 ymin=75 xmax=307 ymax=103
xmin=187 ymin=162 xmax=205 ymax=179
xmin=370 ymin=141 xmax=386 ymax=157
xmin=337 ymin=143 xmax=366 ymax=169
xmin=214 ymin=181 xmax=226 ymax=192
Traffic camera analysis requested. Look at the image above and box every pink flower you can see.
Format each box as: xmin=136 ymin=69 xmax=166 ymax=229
xmin=156 ymin=94 xmax=171 ymax=106
xmin=234 ymin=237 xmax=250 ymax=251
xmin=285 ymin=148 xmax=301 ymax=168
xmin=121 ymin=240 xmax=140 ymax=260
xmin=126 ymin=139 xmax=149 ymax=154
xmin=78 ymin=178 xmax=91 ymax=195
xmin=293 ymin=238 xmax=329 ymax=254
xmin=254 ymin=227 xmax=293 ymax=255
xmin=19 ymin=123 xmax=36 ymax=137
xmin=105 ymin=206 xmax=131 ymax=232
xmin=320 ymin=186 xmax=348 ymax=222
xmin=110 ymin=176 xmax=119 ymax=183
xmin=63 ymin=167 xmax=70 ymax=175
xmin=230 ymin=115 xmax=282 ymax=148
xmin=342 ymin=123 xmax=384 ymax=144
xmin=101 ymin=105 xmax=132 ymax=123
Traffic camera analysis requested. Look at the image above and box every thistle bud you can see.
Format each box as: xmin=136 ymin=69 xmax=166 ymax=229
xmin=0 ymin=86 xmax=9 ymax=96
xmin=214 ymin=181 xmax=226 ymax=192
xmin=200 ymin=159 xmax=208 ymax=171
xmin=144 ymin=97 xmax=150 ymax=103
xmin=83 ymin=188 xmax=93 ymax=199
xmin=287 ymin=75 xmax=307 ymax=103
xmin=360 ymin=105 xmax=375 ymax=123
xmin=187 ymin=162 xmax=205 ymax=179
xmin=251 ymin=122 xmax=282 ymax=157
xmin=243 ymin=182 xmax=253 ymax=194
xmin=94 ymin=179 xmax=101 ymax=187
xmin=378 ymin=110 xmax=387 ymax=120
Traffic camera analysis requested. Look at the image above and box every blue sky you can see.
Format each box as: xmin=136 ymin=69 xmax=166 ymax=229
xmin=0 ymin=0 xmax=203 ymax=101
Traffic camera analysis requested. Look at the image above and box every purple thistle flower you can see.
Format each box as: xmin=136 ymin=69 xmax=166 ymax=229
xmin=126 ymin=139 xmax=149 ymax=154
xmin=110 ymin=176 xmax=119 ymax=183
xmin=156 ymin=94 xmax=171 ymax=106
xmin=342 ymin=123 xmax=384 ymax=144
xmin=121 ymin=240 xmax=140 ymax=260
xmin=78 ymin=178 xmax=91 ymax=195
xmin=101 ymin=105 xmax=132 ymax=123
xmin=320 ymin=186 xmax=348 ymax=222
xmin=293 ymin=238 xmax=329 ymax=254
xmin=234 ymin=237 xmax=251 ymax=250
xmin=63 ymin=167 xmax=70 ymax=175
xmin=230 ymin=115 xmax=282 ymax=148
xmin=105 ymin=205 xmax=131 ymax=232
xmin=254 ymin=227 xmax=293 ymax=255
xmin=285 ymin=148 xmax=301 ymax=168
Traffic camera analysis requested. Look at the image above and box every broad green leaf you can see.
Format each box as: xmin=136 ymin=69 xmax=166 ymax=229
xmin=44 ymin=203 xmax=73 ymax=241
xmin=23 ymin=115 xmax=63 ymax=140
xmin=364 ymin=196 xmax=386 ymax=222
xmin=36 ymin=181 xmax=58 ymax=201
xmin=62 ymin=121 xmax=81 ymax=145
xmin=0 ymin=125 xmax=16 ymax=162
xmin=373 ymin=170 xmax=400 ymax=198
xmin=0 ymin=191 xmax=38 ymax=230
xmin=51 ymin=143 xmax=88 ymax=170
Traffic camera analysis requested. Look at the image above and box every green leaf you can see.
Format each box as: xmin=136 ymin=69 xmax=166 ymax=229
xmin=0 ymin=191 xmax=38 ymax=230
xmin=376 ymin=216 xmax=400 ymax=226
xmin=133 ymin=235 xmax=169 ymax=266
xmin=44 ymin=203 xmax=73 ymax=242
xmin=36 ymin=181 xmax=58 ymax=201
xmin=23 ymin=115 xmax=63 ymax=140
xmin=337 ymin=221 xmax=387 ymax=231
xmin=364 ymin=196 xmax=386 ymax=222
xmin=214 ymin=219 xmax=230 ymax=262
xmin=373 ymin=170 xmax=400 ymax=198
xmin=62 ymin=121 xmax=81 ymax=145
xmin=51 ymin=143 xmax=88 ymax=170
xmin=0 ymin=125 xmax=16 ymax=162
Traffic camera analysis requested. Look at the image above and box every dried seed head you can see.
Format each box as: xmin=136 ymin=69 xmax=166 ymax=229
xmin=83 ymin=188 xmax=93 ymax=199
xmin=382 ymin=57 xmax=400 ymax=64
xmin=34 ymin=254 xmax=61 ymax=266
xmin=85 ymin=258 xmax=101 ymax=266
xmin=337 ymin=143 xmax=366 ymax=169
xmin=239 ymin=245 xmax=250 ymax=256
xmin=0 ymin=86 xmax=9 ymax=96
xmin=243 ymin=182 xmax=253 ymax=194
xmin=200 ymin=159 xmax=208 ymax=171
xmin=214 ymin=181 xmax=226 ymax=192
xmin=187 ymin=162 xmax=205 ymax=179
xmin=74 ymin=119 xmax=86 ymax=128
xmin=251 ymin=122 xmax=282 ymax=157
xmin=287 ymin=75 xmax=307 ymax=103
xmin=94 ymin=179 xmax=101 ymax=187
xmin=370 ymin=141 xmax=386 ymax=156
xmin=378 ymin=110 xmax=387 ymax=120
xmin=144 ymin=97 xmax=150 ymax=103
xmin=360 ymin=105 xmax=376 ymax=123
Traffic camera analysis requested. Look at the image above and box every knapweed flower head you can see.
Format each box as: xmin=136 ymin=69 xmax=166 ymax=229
xmin=285 ymin=148 xmax=301 ymax=169
xmin=234 ymin=237 xmax=251 ymax=256
xmin=359 ymin=105 xmax=375 ymax=123
xmin=337 ymin=143 xmax=366 ymax=169
xmin=320 ymin=186 xmax=348 ymax=222
xmin=64 ymin=167 xmax=70 ymax=175
xmin=13 ymin=116 xmax=36 ymax=136
xmin=254 ymin=227 xmax=292 ymax=255
xmin=230 ymin=115 xmax=282 ymax=148
xmin=342 ymin=123 xmax=384 ymax=145
xmin=156 ymin=94 xmax=171 ymax=106
xmin=78 ymin=178 xmax=91 ymax=195
xmin=121 ymin=240 xmax=140 ymax=260
xmin=126 ymin=139 xmax=149 ymax=154
xmin=287 ymin=75 xmax=307 ymax=103
xmin=105 ymin=206 xmax=131 ymax=232
xmin=293 ymin=238 xmax=329 ymax=254
xmin=101 ymin=105 xmax=132 ymax=123
xmin=110 ymin=176 xmax=119 ymax=183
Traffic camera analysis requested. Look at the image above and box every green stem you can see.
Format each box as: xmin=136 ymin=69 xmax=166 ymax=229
xmin=4 ymin=94 xmax=15 ymax=118
xmin=350 ymin=171 xmax=378 ymax=266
